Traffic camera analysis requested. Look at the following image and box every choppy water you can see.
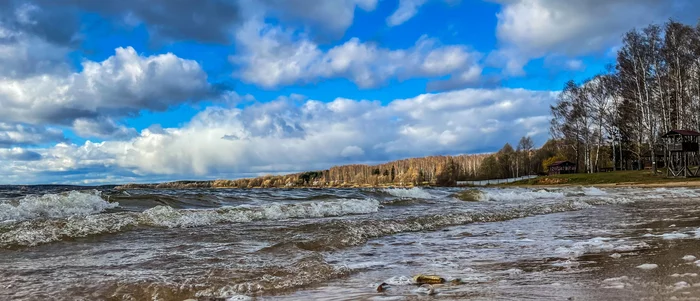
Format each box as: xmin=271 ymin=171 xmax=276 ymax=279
xmin=2 ymin=185 xmax=700 ymax=300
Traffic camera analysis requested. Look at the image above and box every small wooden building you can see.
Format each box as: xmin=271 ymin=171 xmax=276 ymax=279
xmin=548 ymin=161 xmax=576 ymax=175
xmin=662 ymin=129 xmax=700 ymax=177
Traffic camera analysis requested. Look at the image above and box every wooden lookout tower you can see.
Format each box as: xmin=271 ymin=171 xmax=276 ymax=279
xmin=662 ymin=130 xmax=700 ymax=177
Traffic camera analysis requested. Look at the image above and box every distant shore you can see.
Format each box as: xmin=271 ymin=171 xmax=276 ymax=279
xmin=112 ymin=170 xmax=700 ymax=190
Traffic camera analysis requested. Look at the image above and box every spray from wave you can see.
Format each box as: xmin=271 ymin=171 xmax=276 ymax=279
xmin=0 ymin=190 xmax=117 ymax=223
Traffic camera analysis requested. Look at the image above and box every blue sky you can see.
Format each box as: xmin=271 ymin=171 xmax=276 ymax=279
xmin=0 ymin=0 xmax=697 ymax=184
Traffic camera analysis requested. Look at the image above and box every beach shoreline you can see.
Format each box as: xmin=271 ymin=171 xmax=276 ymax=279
xmin=506 ymin=180 xmax=700 ymax=189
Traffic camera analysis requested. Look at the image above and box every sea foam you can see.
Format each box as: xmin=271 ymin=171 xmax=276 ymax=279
xmin=0 ymin=197 xmax=381 ymax=247
xmin=381 ymin=187 xmax=433 ymax=199
xmin=0 ymin=190 xmax=117 ymax=223
xmin=479 ymin=188 xmax=566 ymax=202
xmin=140 ymin=198 xmax=381 ymax=228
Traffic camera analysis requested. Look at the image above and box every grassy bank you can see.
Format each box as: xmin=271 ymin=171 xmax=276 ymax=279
xmin=505 ymin=170 xmax=700 ymax=186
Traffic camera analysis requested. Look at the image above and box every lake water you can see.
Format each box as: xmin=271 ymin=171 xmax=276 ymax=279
xmin=2 ymin=185 xmax=700 ymax=300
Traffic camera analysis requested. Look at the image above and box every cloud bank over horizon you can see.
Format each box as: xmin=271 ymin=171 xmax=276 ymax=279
xmin=0 ymin=0 xmax=696 ymax=184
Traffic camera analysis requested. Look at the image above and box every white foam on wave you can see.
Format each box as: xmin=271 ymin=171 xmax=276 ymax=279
xmin=693 ymin=228 xmax=700 ymax=238
xmin=140 ymin=198 xmax=381 ymax=228
xmin=383 ymin=276 xmax=413 ymax=286
xmin=226 ymin=295 xmax=253 ymax=301
xmin=0 ymin=212 xmax=138 ymax=247
xmin=671 ymin=273 xmax=698 ymax=277
xmin=662 ymin=232 xmax=691 ymax=240
xmin=0 ymin=198 xmax=381 ymax=247
xmin=382 ymin=187 xmax=433 ymax=199
xmin=583 ymin=187 xmax=608 ymax=196
xmin=0 ymin=190 xmax=117 ymax=223
xmin=479 ymin=188 xmax=565 ymax=202
xmin=602 ymin=276 xmax=631 ymax=289
xmin=554 ymin=237 xmax=650 ymax=258
xmin=653 ymin=188 xmax=700 ymax=198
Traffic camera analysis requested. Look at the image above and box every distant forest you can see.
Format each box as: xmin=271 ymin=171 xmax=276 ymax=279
xmin=550 ymin=19 xmax=700 ymax=173
xmin=119 ymin=19 xmax=700 ymax=189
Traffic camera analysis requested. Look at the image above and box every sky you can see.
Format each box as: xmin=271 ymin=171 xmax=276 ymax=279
xmin=0 ymin=0 xmax=698 ymax=185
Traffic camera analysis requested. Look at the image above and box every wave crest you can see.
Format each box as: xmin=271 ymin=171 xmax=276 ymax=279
xmin=141 ymin=198 xmax=380 ymax=228
xmin=479 ymin=188 xmax=566 ymax=202
xmin=0 ymin=190 xmax=117 ymax=223
xmin=381 ymin=187 xmax=433 ymax=199
xmin=0 ymin=198 xmax=380 ymax=248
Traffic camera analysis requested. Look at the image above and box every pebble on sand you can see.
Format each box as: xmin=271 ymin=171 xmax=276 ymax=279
xmin=636 ymin=263 xmax=658 ymax=270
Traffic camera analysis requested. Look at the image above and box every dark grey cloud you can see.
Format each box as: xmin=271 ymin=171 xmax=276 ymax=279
xmin=258 ymin=0 xmax=377 ymax=40
xmin=72 ymin=118 xmax=137 ymax=140
xmin=0 ymin=148 xmax=42 ymax=161
xmin=32 ymin=0 xmax=242 ymax=44
xmin=0 ymin=0 xmax=80 ymax=46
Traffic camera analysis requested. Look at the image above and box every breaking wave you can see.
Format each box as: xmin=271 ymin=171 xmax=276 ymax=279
xmin=263 ymin=196 xmax=637 ymax=252
xmin=0 ymin=190 xmax=117 ymax=223
xmin=478 ymin=188 xmax=566 ymax=202
xmin=0 ymin=196 xmax=380 ymax=248
xmin=381 ymin=187 xmax=434 ymax=199
xmin=140 ymin=198 xmax=380 ymax=228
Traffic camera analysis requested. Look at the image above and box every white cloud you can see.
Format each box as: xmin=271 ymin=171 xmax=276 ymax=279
xmin=0 ymin=46 xmax=216 ymax=130
xmin=0 ymin=123 xmax=65 ymax=147
xmin=232 ymin=21 xmax=483 ymax=89
xmin=387 ymin=0 xmax=428 ymax=26
xmin=492 ymin=0 xmax=700 ymax=74
xmin=341 ymin=145 xmax=365 ymax=157
xmin=6 ymin=88 xmax=555 ymax=183
xmin=565 ymin=59 xmax=584 ymax=71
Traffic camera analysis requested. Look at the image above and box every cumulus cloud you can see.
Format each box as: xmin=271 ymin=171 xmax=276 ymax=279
xmin=8 ymin=88 xmax=555 ymax=183
xmin=231 ymin=21 xmax=483 ymax=89
xmin=0 ymin=46 xmax=216 ymax=128
xmin=0 ymin=123 xmax=65 ymax=147
xmin=492 ymin=0 xmax=700 ymax=74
